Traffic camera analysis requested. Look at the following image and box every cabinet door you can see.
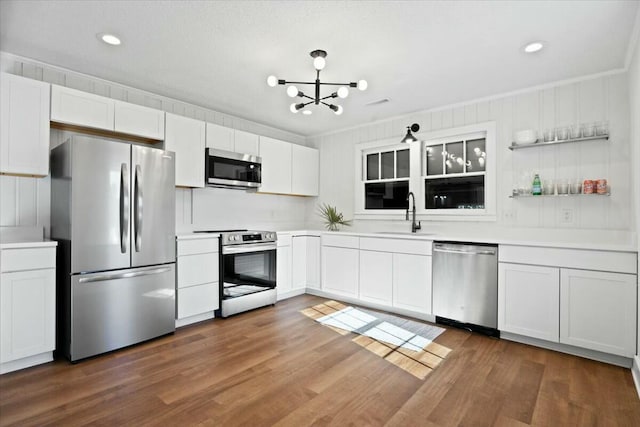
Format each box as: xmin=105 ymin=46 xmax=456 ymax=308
xmin=306 ymin=236 xmax=321 ymax=289
xmin=234 ymin=130 xmax=260 ymax=156
xmin=51 ymin=85 xmax=114 ymax=131
xmin=291 ymin=237 xmax=307 ymax=290
xmin=0 ymin=269 xmax=55 ymax=363
xmin=205 ymin=122 xmax=234 ymax=152
xmin=277 ymin=245 xmax=292 ymax=296
xmin=393 ymin=253 xmax=432 ymax=314
xmin=359 ymin=250 xmax=393 ymax=305
xmin=498 ymin=263 xmax=559 ymax=342
xmin=560 ymin=269 xmax=636 ymax=357
xmin=0 ymin=73 xmax=50 ymax=176
xmin=322 ymin=246 xmax=359 ymax=298
xmin=164 ymin=113 xmax=205 ymax=188
xmin=258 ymin=136 xmax=292 ymax=194
xmin=177 ymin=282 xmax=219 ymax=319
xmin=291 ymin=144 xmax=319 ymax=196
xmin=114 ymin=100 xmax=164 ymax=140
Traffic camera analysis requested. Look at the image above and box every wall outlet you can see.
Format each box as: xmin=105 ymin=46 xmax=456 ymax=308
xmin=560 ymin=208 xmax=574 ymax=224
xmin=503 ymin=210 xmax=516 ymax=222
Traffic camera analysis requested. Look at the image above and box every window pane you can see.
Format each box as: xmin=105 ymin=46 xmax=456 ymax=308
xmin=366 ymin=153 xmax=379 ymax=180
xmin=465 ymin=138 xmax=486 ymax=172
xmin=381 ymin=151 xmax=394 ymax=179
xmin=365 ymin=181 xmax=409 ymax=209
xmin=444 ymin=141 xmax=464 ymax=174
xmin=426 ymin=144 xmax=443 ymax=176
xmin=396 ymin=149 xmax=409 ymax=178
xmin=425 ymin=176 xmax=484 ymax=209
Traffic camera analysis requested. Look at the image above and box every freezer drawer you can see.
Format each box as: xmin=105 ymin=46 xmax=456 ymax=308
xmin=432 ymin=242 xmax=498 ymax=329
xmin=69 ymin=264 xmax=175 ymax=361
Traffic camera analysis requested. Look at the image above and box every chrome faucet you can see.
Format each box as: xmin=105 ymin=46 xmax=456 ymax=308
xmin=406 ymin=192 xmax=421 ymax=233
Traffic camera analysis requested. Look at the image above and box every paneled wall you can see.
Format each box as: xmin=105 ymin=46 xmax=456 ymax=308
xmin=0 ymin=52 xmax=311 ymax=235
xmin=307 ymin=72 xmax=634 ymax=242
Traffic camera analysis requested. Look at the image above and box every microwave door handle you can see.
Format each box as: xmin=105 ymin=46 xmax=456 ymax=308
xmin=120 ymin=163 xmax=129 ymax=254
xmin=134 ymin=164 xmax=143 ymax=252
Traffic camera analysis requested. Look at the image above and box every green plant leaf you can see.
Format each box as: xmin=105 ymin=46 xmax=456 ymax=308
xmin=317 ymin=203 xmax=351 ymax=231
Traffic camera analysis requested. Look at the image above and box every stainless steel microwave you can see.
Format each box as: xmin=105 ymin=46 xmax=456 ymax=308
xmin=205 ymin=148 xmax=261 ymax=189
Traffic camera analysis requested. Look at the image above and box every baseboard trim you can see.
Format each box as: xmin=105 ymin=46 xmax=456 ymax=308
xmin=0 ymin=352 xmax=53 ymax=375
xmin=632 ymin=356 xmax=640 ymax=399
xmin=305 ymin=288 xmax=435 ymax=323
xmin=501 ymin=332 xmax=633 ymax=368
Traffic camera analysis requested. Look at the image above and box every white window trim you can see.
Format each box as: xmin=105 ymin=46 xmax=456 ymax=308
xmin=354 ymin=122 xmax=496 ymax=221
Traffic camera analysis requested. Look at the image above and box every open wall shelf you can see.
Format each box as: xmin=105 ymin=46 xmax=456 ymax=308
xmin=508 ymin=134 xmax=609 ymax=151
xmin=509 ymin=192 xmax=610 ymax=199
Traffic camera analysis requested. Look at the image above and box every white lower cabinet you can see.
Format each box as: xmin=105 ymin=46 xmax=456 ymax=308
xmin=0 ymin=245 xmax=57 ymax=374
xmin=176 ymin=237 xmax=219 ymax=323
xmin=359 ymin=250 xmax=393 ymax=305
xmin=393 ymin=253 xmax=432 ymax=314
xmin=560 ymin=269 xmax=636 ymax=357
xmin=498 ymin=263 xmax=560 ymax=342
xmin=277 ymin=243 xmax=292 ymax=297
xmin=322 ymin=246 xmax=359 ymax=298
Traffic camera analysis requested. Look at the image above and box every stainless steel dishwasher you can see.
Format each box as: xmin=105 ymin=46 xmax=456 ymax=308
xmin=432 ymin=241 xmax=499 ymax=337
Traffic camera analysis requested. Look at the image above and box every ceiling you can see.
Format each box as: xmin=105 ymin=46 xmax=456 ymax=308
xmin=1 ymin=1 xmax=638 ymax=137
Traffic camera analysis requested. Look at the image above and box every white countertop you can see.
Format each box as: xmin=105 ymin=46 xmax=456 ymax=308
xmin=275 ymin=229 xmax=636 ymax=253
xmin=0 ymin=238 xmax=58 ymax=250
xmin=176 ymin=233 xmax=221 ymax=241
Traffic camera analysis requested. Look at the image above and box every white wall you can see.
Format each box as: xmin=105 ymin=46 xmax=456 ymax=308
xmin=626 ymin=10 xmax=640 ymax=366
xmin=307 ymin=72 xmax=635 ymax=245
xmin=0 ymin=52 xmax=312 ymax=235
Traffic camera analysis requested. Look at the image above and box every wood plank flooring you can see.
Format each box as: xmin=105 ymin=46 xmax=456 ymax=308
xmin=1 ymin=294 xmax=639 ymax=426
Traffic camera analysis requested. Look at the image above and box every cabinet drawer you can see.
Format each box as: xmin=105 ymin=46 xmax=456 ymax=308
xmin=499 ymin=245 xmax=637 ymax=274
xmin=277 ymin=233 xmax=292 ymax=247
xmin=322 ymin=234 xmax=359 ymax=249
xmin=177 ymin=282 xmax=219 ymax=319
xmin=177 ymin=238 xmax=219 ymax=256
xmin=177 ymin=253 xmax=219 ymax=288
xmin=359 ymin=237 xmax=431 ymax=255
xmin=1 ymin=248 xmax=56 ymax=273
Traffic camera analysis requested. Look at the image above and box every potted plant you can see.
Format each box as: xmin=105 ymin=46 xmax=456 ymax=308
xmin=317 ymin=203 xmax=351 ymax=231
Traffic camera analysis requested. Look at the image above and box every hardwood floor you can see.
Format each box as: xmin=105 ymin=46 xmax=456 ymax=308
xmin=1 ymin=294 xmax=639 ymax=426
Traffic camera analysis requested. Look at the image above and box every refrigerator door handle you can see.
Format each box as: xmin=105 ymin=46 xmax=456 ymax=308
xmin=134 ymin=164 xmax=143 ymax=252
xmin=77 ymin=267 xmax=173 ymax=283
xmin=120 ymin=163 xmax=129 ymax=254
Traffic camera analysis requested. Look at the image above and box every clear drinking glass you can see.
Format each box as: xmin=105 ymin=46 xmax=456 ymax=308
xmin=556 ymin=178 xmax=569 ymax=195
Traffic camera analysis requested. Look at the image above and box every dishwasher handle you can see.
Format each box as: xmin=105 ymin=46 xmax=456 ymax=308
xmin=433 ymin=246 xmax=496 ymax=256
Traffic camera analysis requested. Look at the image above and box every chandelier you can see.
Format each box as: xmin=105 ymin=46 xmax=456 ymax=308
xmin=266 ymin=49 xmax=368 ymax=115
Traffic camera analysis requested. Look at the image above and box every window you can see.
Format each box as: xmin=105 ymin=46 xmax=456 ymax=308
xmin=363 ymin=146 xmax=410 ymax=210
xmin=423 ymin=133 xmax=487 ymax=210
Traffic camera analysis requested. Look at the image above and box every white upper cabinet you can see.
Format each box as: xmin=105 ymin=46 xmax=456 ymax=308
xmin=291 ymin=144 xmax=319 ymax=196
xmin=0 ymin=73 xmax=50 ymax=176
xmin=113 ymin=100 xmax=164 ymax=140
xmin=165 ymin=113 xmax=205 ymax=188
xmin=51 ymin=85 xmax=114 ymax=131
xmin=233 ymin=130 xmax=260 ymax=156
xmin=205 ymin=122 xmax=234 ymax=152
xmin=205 ymin=123 xmax=259 ymax=156
xmin=258 ymin=136 xmax=292 ymax=194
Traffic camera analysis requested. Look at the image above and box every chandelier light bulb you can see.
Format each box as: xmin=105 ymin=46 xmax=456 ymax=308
xmin=267 ymin=75 xmax=278 ymax=87
xmin=290 ymin=103 xmax=299 ymax=114
xmin=334 ymin=105 xmax=343 ymax=115
xmin=357 ymin=79 xmax=368 ymax=91
xmin=287 ymin=85 xmax=298 ymax=98
xmin=337 ymin=87 xmax=349 ymax=99
xmin=313 ymin=56 xmax=326 ymax=70
xmin=302 ymin=110 xmax=312 ymax=115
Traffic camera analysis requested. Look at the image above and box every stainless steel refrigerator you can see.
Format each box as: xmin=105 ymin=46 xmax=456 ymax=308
xmin=51 ymin=135 xmax=176 ymax=362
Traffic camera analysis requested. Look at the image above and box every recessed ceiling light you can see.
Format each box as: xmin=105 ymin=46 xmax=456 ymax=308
xmin=523 ymin=41 xmax=544 ymax=53
xmin=302 ymin=110 xmax=312 ymax=115
xmin=98 ymin=33 xmax=121 ymax=46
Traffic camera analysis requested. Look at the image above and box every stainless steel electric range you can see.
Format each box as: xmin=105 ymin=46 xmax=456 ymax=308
xmin=195 ymin=229 xmax=277 ymax=317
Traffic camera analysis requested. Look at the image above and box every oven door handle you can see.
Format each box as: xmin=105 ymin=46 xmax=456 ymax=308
xmin=222 ymin=242 xmax=277 ymax=255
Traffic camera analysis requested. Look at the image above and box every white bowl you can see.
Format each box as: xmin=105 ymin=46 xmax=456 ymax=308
xmin=514 ymin=129 xmax=537 ymax=144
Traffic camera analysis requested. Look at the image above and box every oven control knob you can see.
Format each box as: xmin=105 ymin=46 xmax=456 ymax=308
xmin=229 ymin=235 xmax=237 ymax=241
